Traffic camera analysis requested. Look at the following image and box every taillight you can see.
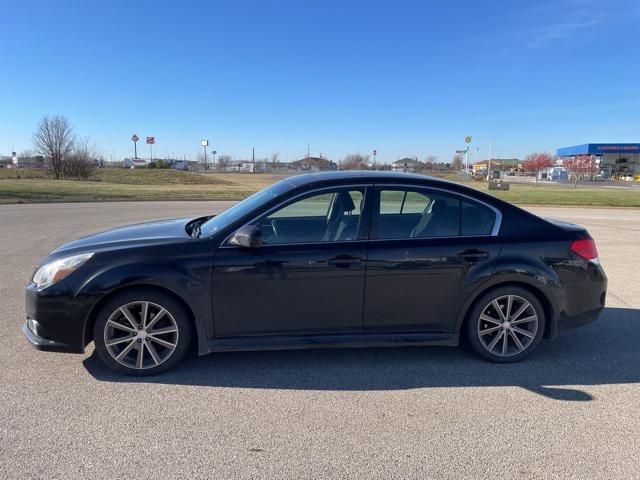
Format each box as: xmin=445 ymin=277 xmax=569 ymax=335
xmin=570 ymin=239 xmax=599 ymax=262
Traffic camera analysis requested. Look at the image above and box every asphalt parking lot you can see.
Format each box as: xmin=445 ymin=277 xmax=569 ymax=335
xmin=1 ymin=201 xmax=639 ymax=479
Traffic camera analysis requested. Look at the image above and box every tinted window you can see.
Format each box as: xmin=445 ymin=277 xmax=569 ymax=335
xmin=254 ymin=188 xmax=364 ymax=244
xmin=462 ymin=200 xmax=496 ymax=235
xmin=200 ymin=180 xmax=291 ymax=236
xmin=377 ymin=189 xmax=460 ymax=239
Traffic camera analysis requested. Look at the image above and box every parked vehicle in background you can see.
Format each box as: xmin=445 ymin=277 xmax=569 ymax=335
xmin=23 ymin=172 xmax=607 ymax=375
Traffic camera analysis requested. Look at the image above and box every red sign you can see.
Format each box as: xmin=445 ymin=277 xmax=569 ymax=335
xmin=146 ymin=137 xmax=155 ymax=144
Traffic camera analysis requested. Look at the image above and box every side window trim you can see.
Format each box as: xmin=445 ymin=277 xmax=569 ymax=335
xmin=371 ymin=183 xmax=502 ymax=240
xmin=221 ymin=184 xmax=373 ymax=247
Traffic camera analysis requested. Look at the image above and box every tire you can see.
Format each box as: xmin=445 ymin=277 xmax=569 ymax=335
xmin=464 ymin=286 xmax=545 ymax=363
xmin=93 ymin=289 xmax=192 ymax=375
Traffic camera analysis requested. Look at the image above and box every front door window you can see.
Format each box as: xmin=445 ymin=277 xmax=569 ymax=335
xmin=253 ymin=188 xmax=364 ymax=244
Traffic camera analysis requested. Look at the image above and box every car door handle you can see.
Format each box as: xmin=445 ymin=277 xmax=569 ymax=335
xmin=327 ymin=255 xmax=362 ymax=268
xmin=457 ymin=249 xmax=489 ymax=262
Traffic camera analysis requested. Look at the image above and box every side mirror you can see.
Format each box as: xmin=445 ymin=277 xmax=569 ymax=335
xmin=228 ymin=225 xmax=262 ymax=249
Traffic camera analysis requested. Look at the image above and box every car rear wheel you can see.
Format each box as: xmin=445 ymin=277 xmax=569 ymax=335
xmin=465 ymin=286 xmax=545 ymax=363
xmin=93 ymin=290 xmax=192 ymax=375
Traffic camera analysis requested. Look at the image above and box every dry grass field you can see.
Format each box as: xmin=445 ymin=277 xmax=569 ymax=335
xmin=0 ymin=168 xmax=639 ymax=207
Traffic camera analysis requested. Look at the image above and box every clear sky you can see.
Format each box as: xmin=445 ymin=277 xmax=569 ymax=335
xmin=2 ymin=0 xmax=639 ymax=163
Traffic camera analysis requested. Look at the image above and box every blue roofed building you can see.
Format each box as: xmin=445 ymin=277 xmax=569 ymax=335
xmin=556 ymin=143 xmax=640 ymax=180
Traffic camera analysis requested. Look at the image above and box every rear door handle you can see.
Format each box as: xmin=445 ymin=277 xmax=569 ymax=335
xmin=457 ymin=249 xmax=489 ymax=262
xmin=328 ymin=255 xmax=362 ymax=268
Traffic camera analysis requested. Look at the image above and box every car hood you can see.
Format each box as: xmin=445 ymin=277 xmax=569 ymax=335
xmin=51 ymin=217 xmax=195 ymax=255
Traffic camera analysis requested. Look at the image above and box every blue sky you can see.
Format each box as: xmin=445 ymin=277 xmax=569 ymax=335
xmin=1 ymin=0 xmax=639 ymax=163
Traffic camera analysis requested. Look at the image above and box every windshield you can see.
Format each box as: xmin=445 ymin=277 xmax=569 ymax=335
xmin=200 ymin=180 xmax=292 ymax=237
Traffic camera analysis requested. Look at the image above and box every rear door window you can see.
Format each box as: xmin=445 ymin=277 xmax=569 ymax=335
xmin=376 ymin=188 xmax=460 ymax=239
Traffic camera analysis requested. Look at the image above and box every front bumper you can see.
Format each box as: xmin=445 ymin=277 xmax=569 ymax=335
xmin=22 ymin=321 xmax=82 ymax=353
xmin=23 ymin=281 xmax=98 ymax=354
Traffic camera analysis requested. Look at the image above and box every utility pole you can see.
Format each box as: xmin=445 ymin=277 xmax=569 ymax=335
xmin=252 ymin=147 xmax=255 ymax=173
xmin=488 ymin=141 xmax=493 ymax=181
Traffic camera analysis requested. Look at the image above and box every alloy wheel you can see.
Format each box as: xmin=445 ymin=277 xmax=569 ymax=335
xmin=103 ymin=301 xmax=179 ymax=369
xmin=477 ymin=294 xmax=539 ymax=357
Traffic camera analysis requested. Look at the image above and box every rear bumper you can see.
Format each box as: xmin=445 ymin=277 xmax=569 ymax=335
xmin=553 ymin=262 xmax=607 ymax=335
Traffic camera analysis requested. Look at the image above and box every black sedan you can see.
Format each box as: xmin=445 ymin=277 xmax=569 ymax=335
xmin=23 ymin=171 xmax=607 ymax=375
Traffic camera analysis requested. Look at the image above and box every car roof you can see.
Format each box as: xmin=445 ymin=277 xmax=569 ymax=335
xmin=282 ymin=170 xmax=457 ymax=188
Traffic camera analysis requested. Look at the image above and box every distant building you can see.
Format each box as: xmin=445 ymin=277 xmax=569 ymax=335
xmin=290 ymin=156 xmax=337 ymax=172
xmin=148 ymin=158 xmax=193 ymax=171
xmin=391 ymin=158 xmax=423 ymax=172
xmin=472 ymin=158 xmax=522 ymax=173
xmin=557 ymin=143 xmax=640 ymax=180
xmin=123 ymin=158 xmax=149 ymax=168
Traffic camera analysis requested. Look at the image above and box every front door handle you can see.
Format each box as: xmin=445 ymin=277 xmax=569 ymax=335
xmin=327 ymin=255 xmax=362 ymax=268
xmin=457 ymin=249 xmax=489 ymax=262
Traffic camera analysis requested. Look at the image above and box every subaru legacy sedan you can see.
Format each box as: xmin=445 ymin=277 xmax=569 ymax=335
xmin=23 ymin=171 xmax=607 ymax=375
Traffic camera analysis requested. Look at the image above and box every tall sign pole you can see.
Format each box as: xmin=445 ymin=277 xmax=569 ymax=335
xmin=146 ymin=136 xmax=155 ymax=162
xmin=201 ymin=140 xmax=209 ymax=172
xmin=373 ymin=149 xmax=377 ymax=167
xmin=464 ymin=136 xmax=472 ymax=172
xmin=131 ymin=134 xmax=139 ymax=159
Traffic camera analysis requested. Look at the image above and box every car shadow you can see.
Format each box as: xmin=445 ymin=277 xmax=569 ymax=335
xmin=84 ymin=307 xmax=640 ymax=401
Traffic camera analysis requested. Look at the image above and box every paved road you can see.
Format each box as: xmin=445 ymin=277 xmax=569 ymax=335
xmin=1 ymin=202 xmax=639 ymax=479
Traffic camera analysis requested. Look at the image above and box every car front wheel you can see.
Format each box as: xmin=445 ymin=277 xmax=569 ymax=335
xmin=93 ymin=289 xmax=192 ymax=375
xmin=465 ymin=286 xmax=545 ymax=363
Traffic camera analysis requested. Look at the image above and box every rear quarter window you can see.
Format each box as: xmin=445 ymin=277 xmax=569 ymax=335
xmin=462 ymin=200 xmax=496 ymax=235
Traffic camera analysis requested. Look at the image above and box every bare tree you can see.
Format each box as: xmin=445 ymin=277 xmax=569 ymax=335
xmin=32 ymin=114 xmax=75 ymax=179
xmin=61 ymin=138 xmax=97 ymax=179
xmin=339 ymin=153 xmax=370 ymax=170
xmin=451 ymin=154 xmax=463 ymax=171
xmin=217 ymin=154 xmax=232 ymax=171
xmin=423 ymin=154 xmax=437 ymax=171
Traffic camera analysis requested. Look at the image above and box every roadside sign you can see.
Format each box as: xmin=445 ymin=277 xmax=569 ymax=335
xmin=146 ymin=137 xmax=155 ymax=144
xmin=465 ymin=136 xmax=472 ymax=144
xmin=201 ymin=140 xmax=209 ymax=147
xmin=131 ymin=134 xmax=139 ymax=142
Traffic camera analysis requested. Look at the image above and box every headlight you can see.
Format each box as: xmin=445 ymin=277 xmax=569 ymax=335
xmin=32 ymin=253 xmax=94 ymax=289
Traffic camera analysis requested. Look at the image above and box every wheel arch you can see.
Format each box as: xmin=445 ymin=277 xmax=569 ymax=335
xmin=82 ymin=284 xmax=208 ymax=354
xmin=455 ymin=280 xmax=557 ymax=339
